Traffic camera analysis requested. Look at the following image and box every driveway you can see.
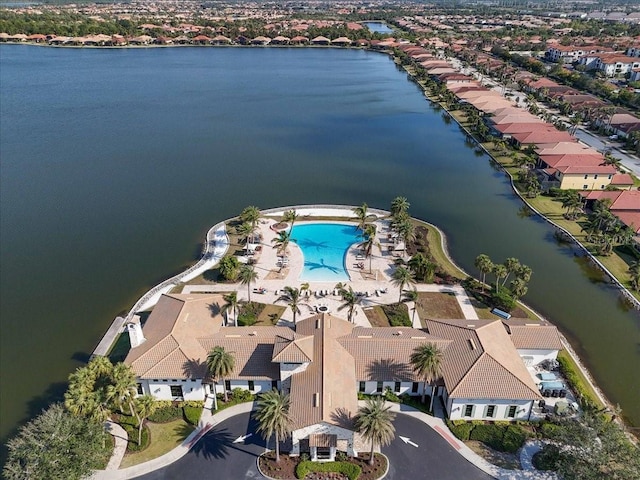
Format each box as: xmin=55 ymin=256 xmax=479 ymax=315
xmin=133 ymin=411 xmax=494 ymax=480
xmin=134 ymin=412 xmax=266 ymax=480
xmin=384 ymin=413 xmax=494 ymax=480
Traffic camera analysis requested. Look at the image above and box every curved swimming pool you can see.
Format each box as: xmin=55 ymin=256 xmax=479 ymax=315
xmin=289 ymin=223 xmax=363 ymax=282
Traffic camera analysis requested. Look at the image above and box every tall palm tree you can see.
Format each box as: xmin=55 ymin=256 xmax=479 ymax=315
xmin=396 ymin=218 xmax=416 ymax=249
xmin=106 ymin=362 xmax=137 ymax=415
xmin=516 ymin=264 xmax=533 ymax=283
xmin=410 ymin=343 xmax=443 ymax=411
xmin=502 ymin=257 xmax=521 ymax=287
xmin=238 ymin=264 xmax=258 ymax=303
xmin=240 ymin=205 xmax=261 ymax=231
xmin=401 ymin=288 xmax=419 ymax=325
xmin=337 ymin=285 xmax=362 ymax=323
xmin=353 ymin=202 xmax=373 ymax=232
xmin=354 ymin=396 xmax=396 ymax=465
xmin=271 ymin=230 xmax=291 ymax=259
xmin=276 ymin=286 xmax=306 ymax=323
xmin=236 ymin=221 xmax=256 ymax=248
xmin=510 ymin=278 xmax=528 ymax=300
xmin=493 ymin=264 xmax=507 ymax=293
xmin=254 ymin=389 xmax=292 ymax=463
xmin=206 ymin=346 xmax=235 ymax=403
xmin=221 ymin=291 xmax=240 ymax=327
xmin=283 ymin=209 xmax=298 ymax=228
xmin=132 ymin=395 xmax=157 ymax=445
xmin=391 ymin=266 xmax=415 ymax=303
xmin=358 ymin=224 xmax=377 ymax=274
xmin=390 ymin=196 xmax=410 ymax=218
xmin=408 ymin=253 xmax=435 ymax=283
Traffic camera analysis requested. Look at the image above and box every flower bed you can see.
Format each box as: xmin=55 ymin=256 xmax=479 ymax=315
xmin=258 ymin=451 xmax=387 ymax=480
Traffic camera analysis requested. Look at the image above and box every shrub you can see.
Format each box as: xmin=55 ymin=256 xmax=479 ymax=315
xmin=381 ymin=303 xmax=411 ymax=327
xmin=540 ymin=422 xmax=563 ymax=439
xmin=218 ymin=255 xmax=240 ymax=281
xmin=383 ymin=387 xmax=401 ymax=403
xmin=469 ymin=423 xmax=506 ymax=451
xmin=232 ymin=388 xmax=254 ymax=402
xmin=467 ymin=422 xmax=528 ymax=453
xmin=237 ymin=302 xmax=265 ymax=326
xmin=295 ymin=460 xmax=362 ymax=480
xmin=557 ymin=354 xmax=597 ymax=408
xmin=447 ymin=420 xmax=474 ymax=441
xmin=502 ymin=425 xmax=528 ymax=453
xmin=148 ymin=401 xmax=182 ymax=423
xmin=491 ymin=289 xmax=516 ymax=312
xmin=533 ymin=445 xmax=560 ymax=471
xmin=120 ymin=422 xmax=150 ymax=452
xmin=183 ymin=405 xmax=203 ymax=426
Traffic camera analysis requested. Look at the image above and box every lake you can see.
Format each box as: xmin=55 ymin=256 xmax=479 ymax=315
xmin=1 ymin=45 xmax=638 ymax=446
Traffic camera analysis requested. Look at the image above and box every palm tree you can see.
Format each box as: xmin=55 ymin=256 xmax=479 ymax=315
xmin=560 ymin=190 xmax=583 ymax=220
xmin=510 ymin=278 xmax=528 ymax=300
xmin=359 ymin=224 xmax=377 ymax=274
xmin=206 ymin=346 xmax=235 ymax=403
xmin=392 ymin=266 xmax=415 ymax=303
xmin=410 ymin=343 xmax=443 ymax=410
xmin=271 ymin=230 xmax=291 ymax=259
xmin=474 ymin=254 xmax=493 ymax=292
xmin=283 ymin=209 xmax=298 ymax=228
xmin=502 ymin=258 xmax=521 ymax=286
xmin=396 ymin=218 xmax=416 ymax=248
xmin=401 ymin=288 xmax=419 ymax=325
xmin=390 ymin=196 xmax=410 ymax=218
xmin=337 ymin=285 xmax=362 ymax=323
xmin=106 ymin=362 xmax=137 ymax=415
xmin=132 ymin=395 xmax=157 ymax=445
xmin=354 ymin=396 xmax=396 ymax=465
xmin=236 ymin=221 xmax=256 ymax=248
xmin=238 ymin=264 xmax=258 ymax=303
xmin=516 ymin=264 xmax=533 ymax=283
xmin=254 ymin=389 xmax=292 ymax=463
xmin=493 ymin=264 xmax=507 ymax=293
xmin=221 ymin=291 xmax=240 ymax=327
xmin=353 ymin=202 xmax=373 ymax=232
xmin=277 ymin=286 xmax=306 ymax=323
xmin=408 ymin=253 xmax=435 ymax=283
xmin=240 ymin=205 xmax=261 ymax=231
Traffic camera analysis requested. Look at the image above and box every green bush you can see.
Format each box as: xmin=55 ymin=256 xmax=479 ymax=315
xmin=120 ymin=422 xmax=150 ymax=452
xmin=237 ymin=302 xmax=265 ymax=326
xmin=447 ymin=420 xmax=474 ymax=441
xmin=467 ymin=422 xmax=528 ymax=453
xmin=232 ymin=388 xmax=254 ymax=402
xmin=383 ymin=387 xmax=401 ymax=403
xmin=218 ymin=255 xmax=240 ymax=281
xmin=183 ymin=405 xmax=203 ymax=426
xmin=470 ymin=423 xmax=505 ymax=451
xmin=502 ymin=425 xmax=528 ymax=453
xmin=491 ymin=289 xmax=516 ymax=312
xmin=540 ymin=422 xmax=563 ymax=439
xmin=148 ymin=401 xmax=182 ymax=423
xmin=295 ymin=460 xmax=362 ymax=480
xmin=533 ymin=445 xmax=560 ymax=471
xmin=381 ymin=303 xmax=411 ymax=327
xmin=557 ymin=354 xmax=597 ymax=408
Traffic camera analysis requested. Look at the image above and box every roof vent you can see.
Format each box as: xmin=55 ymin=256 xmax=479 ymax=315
xmin=467 ymin=324 xmax=476 ymax=328
xmin=250 ymin=331 xmax=258 ymax=336
xmin=468 ymin=339 xmax=476 ymax=350
xmin=316 ymin=319 xmax=321 ymax=329
xmin=410 ymin=336 xmax=424 ymax=339
xmin=393 ymin=331 xmax=403 ymax=336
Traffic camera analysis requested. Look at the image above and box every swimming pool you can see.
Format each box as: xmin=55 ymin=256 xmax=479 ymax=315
xmin=290 ymin=223 xmax=363 ymax=282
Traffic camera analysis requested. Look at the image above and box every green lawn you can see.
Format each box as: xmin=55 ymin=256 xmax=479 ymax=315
xmin=119 ymin=419 xmax=195 ymax=468
xmin=416 ymin=292 xmax=463 ymax=322
xmin=413 ymin=220 xmax=466 ymax=280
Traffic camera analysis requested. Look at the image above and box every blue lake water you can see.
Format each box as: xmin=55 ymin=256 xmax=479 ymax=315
xmin=290 ymin=223 xmax=363 ymax=282
xmin=363 ymin=22 xmax=394 ymax=34
xmin=1 ymin=45 xmax=639 ymax=444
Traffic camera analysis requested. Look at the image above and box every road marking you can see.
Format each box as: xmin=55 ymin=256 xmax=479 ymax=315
xmin=233 ymin=433 xmax=253 ymax=444
xmin=434 ymin=425 xmax=461 ymax=451
xmin=188 ymin=424 xmax=213 ymax=448
xmin=399 ymin=435 xmax=419 ymax=448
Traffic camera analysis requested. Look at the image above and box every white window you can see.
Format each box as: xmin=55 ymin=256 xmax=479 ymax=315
xmin=485 ymin=405 xmax=496 ymax=418
xmin=464 ymin=404 xmax=474 ymax=417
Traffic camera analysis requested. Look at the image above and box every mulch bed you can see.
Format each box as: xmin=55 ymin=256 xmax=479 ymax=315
xmin=258 ymin=451 xmax=387 ymax=480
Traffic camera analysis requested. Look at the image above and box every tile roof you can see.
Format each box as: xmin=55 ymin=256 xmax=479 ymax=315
xmin=125 ymin=294 xmax=224 ymax=379
xmin=502 ymin=320 xmax=563 ymax=350
xmin=272 ymin=332 xmax=314 ymax=363
xmin=425 ymin=319 xmax=541 ymax=400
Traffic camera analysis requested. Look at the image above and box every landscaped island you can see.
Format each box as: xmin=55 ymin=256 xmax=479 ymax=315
xmin=7 ymin=200 xmax=638 ymax=480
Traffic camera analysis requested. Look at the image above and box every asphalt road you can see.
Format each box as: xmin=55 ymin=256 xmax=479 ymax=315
xmin=383 ymin=413 xmax=494 ymax=480
xmin=134 ymin=412 xmax=267 ymax=480
xmin=134 ymin=412 xmax=494 ymax=480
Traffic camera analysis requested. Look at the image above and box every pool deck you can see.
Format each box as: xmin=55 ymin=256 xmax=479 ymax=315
xmin=182 ymin=207 xmax=479 ymax=326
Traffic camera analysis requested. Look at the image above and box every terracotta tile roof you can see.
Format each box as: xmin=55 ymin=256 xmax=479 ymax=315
xmin=511 ymin=130 xmax=575 ymax=145
xmin=199 ymin=326 xmax=290 ymax=381
xmin=613 ymin=211 xmax=640 ymax=233
xmin=556 ymin=164 xmax=616 ymax=174
xmin=502 ymin=320 xmax=563 ymax=350
xmin=272 ymin=332 xmax=314 ymax=363
xmin=495 ymin=123 xmax=553 ymax=134
xmin=288 ymin=315 xmax=358 ymax=431
xmin=338 ymin=327 xmax=450 ymax=382
xmin=611 ymin=173 xmax=634 ymax=186
xmin=425 ymin=319 xmax=541 ymax=400
xmin=125 ymin=294 xmax=224 ymax=379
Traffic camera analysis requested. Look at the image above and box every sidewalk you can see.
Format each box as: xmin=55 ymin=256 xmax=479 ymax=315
xmin=90 ymin=401 xmax=256 ymax=480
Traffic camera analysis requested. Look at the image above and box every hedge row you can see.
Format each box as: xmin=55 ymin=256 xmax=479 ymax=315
xmin=556 ymin=353 xmax=598 ymax=408
xmin=147 ymin=400 xmax=205 ymax=424
xmin=295 ymin=460 xmax=362 ymax=480
xmin=447 ymin=420 xmax=529 ymax=453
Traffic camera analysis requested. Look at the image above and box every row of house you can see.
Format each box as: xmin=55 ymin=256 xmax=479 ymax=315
xmin=124 ymin=293 xmax=563 ymax=460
